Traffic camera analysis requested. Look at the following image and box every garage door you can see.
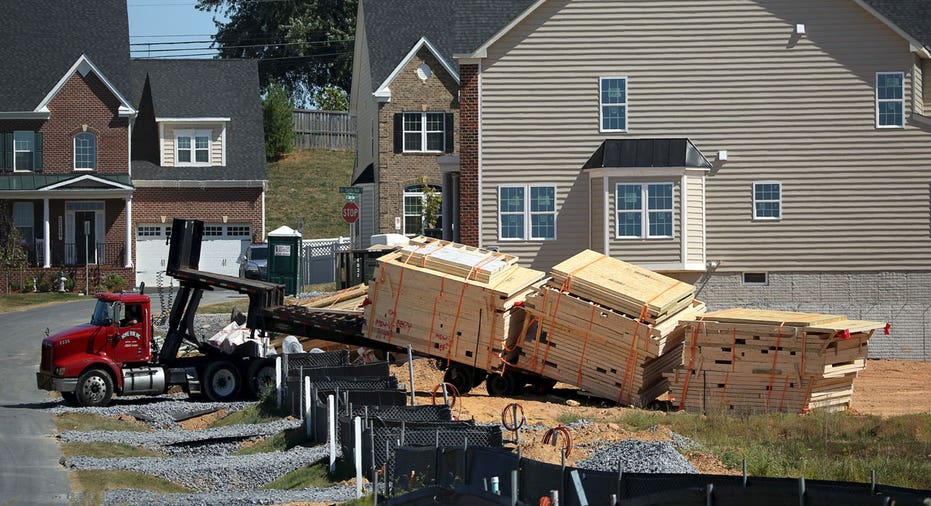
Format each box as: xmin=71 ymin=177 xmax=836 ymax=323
xmin=135 ymin=224 xmax=252 ymax=288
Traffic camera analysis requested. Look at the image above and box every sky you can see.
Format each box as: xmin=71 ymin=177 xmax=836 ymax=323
xmin=126 ymin=0 xmax=227 ymax=59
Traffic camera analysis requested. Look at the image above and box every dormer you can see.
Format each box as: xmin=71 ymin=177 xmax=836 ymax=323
xmin=156 ymin=118 xmax=229 ymax=167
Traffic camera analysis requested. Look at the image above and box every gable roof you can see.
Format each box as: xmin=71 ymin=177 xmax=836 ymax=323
xmin=34 ymin=54 xmax=136 ymax=117
xmin=361 ymin=0 xmax=536 ymax=94
xmin=0 ymin=0 xmax=131 ymax=112
xmin=128 ymin=59 xmax=266 ymax=183
xmin=465 ymin=0 xmax=931 ymax=59
xmin=860 ymin=0 xmax=931 ymax=53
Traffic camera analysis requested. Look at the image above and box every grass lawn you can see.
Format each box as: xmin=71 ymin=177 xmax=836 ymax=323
xmin=0 ymin=292 xmax=84 ymax=314
xmin=55 ymin=412 xmax=149 ymax=433
xmin=61 ymin=442 xmax=164 ymax=458
xmin=266 ymin=148 xmax=355 ymax=239
xmin=73 ymin=469 xmax=190 ymax=497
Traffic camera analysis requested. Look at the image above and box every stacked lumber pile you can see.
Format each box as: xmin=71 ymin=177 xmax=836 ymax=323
xmin=364 ymin=237 xmax=545 ymax=369
xmin=510 ymin=250 xmax=705 ymax=406
xmin=287 ymin=284 xmax=368 ymax=312
xmin=666 ymin=309 xmax=885 ymax=414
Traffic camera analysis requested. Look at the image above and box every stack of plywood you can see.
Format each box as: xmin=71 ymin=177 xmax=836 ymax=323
xmin=666 ymin=309 xmax=885 ymax=414
xmin=508 ymin=250 xmax=706 ymax=406
xmin=364 ymin=237 xmax=545 ymax=370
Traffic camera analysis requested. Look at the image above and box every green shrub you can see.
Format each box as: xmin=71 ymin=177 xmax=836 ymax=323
xmin=37 ymin=272 xmax=52 ymax=292
xmin=263 ymin=82 xmax=294 ymax=161
xmin=100 ymin=273 xmax=128 ymax=292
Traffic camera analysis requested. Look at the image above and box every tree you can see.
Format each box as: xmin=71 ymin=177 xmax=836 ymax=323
xmin=197 ymin=0 xmax=357 ymax=103
xmin=263 ymin=83 xmax=294 ymax=160
xmin=314 ymin=85 xmax=348 ymax=111
xmin=0 ymin=204 xmax=27 ymax=292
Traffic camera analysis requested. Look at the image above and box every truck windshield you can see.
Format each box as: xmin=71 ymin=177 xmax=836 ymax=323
xmin=90 ymin=300 xmax=115 ymax=326
xmin=250 ymin=246 xmax=268 ymax=261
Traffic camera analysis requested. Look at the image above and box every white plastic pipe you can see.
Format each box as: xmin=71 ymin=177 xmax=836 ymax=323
xmin=328 ymin=394 xmax=337 ymax=473
xmin=354 ymin=416 xmax=363 ymax=498
xmin=275 ymin=356 xmax=282 ymax=408
xmin=304 ymin=376 xmax=312 ymax=438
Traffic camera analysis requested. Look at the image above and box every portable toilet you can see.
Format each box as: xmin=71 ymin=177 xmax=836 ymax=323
xmin=267 ymin=225 xmax=302 ymax=296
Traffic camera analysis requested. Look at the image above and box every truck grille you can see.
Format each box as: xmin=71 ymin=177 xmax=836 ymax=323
xmin=41 ymin=342 xmax=53 ymax=373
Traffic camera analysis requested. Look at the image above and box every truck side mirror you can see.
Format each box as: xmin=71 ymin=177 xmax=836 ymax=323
xmin=237 ymin=254 xmax=248 ymax=264
xmin=112 ymin=302 xmax=124 ymax=329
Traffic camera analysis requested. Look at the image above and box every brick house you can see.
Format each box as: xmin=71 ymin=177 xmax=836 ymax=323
xmin=0 ymin=0 xmax=266 ymax=290
xmin=349 ymin=0 xmax=534 ymax=247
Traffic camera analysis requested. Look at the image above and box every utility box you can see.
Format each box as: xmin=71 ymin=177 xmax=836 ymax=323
xmin=267 ymin=225 xmax=302 ymax=296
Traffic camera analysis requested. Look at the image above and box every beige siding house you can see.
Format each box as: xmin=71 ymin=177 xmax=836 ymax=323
xmin=454 ymin=0 xmax=931 ymax=360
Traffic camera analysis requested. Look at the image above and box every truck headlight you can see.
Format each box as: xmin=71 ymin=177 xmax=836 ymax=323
xmin=54 ymin=367 xmax=66 ymax=376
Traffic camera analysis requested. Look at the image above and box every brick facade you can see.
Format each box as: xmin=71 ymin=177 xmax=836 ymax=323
xmin=376 ymin=48 xmax=459 ymax=234
xmin=133 ymin=187 xmax=264 ymax=243
xmin=458 ymin=63 xmax=479 ymax=246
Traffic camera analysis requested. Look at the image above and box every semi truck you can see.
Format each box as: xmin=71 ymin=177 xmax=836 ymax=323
xmin=36 ymin=218 xmax=373 ymax=407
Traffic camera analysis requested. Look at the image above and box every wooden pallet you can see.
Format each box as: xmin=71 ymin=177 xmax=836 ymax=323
xmin=549 ymin=250 xmax=696 ymax=324
xmin=394 ymin=236 xmax=519 ymax=284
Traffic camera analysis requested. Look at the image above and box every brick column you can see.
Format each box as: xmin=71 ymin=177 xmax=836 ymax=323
xmin=459 ymin=63 xmax=479 ymax=246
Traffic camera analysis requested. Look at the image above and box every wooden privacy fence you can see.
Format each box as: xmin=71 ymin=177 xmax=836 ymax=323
xmin=293 ymin=109 xmax=356 ymax=150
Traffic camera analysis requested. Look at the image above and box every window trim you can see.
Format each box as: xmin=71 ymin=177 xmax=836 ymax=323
xmin=174 ymin=129 xmax=212 ymax=166
xmin=599 ymin=76 xmax=628 ymax=133
xmin=13 ymin=131 xmax=34 ymax=172
xmin=497 ymin=184 xmax=558 ymax=242
xmin=73 ymin=132 xmax=97 ymax=171
xmin=402 ymin=112 xmax=445 ymax=153
xmin=402 ymin=184 xmax=442 ymax=236
xmin=875 ymin=71 xmax=905 ymax=129
xmin=752 ymin=181 xmax=782 ymax=221
xmin=614 ymin=182 xmax=675 ymax=239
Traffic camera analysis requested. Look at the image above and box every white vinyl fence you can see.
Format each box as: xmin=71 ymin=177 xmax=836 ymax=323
xmin=302 ymin=237 xmax=352 ymax=285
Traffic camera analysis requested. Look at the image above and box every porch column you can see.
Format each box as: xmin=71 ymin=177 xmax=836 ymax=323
xmin=42 ymin=198 xmax=51 ymax=268
xmin=124 ymin=195 xmax=133 ymax=268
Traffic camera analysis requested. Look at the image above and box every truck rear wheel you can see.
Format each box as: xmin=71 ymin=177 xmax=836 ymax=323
xmin=203 ymin=361 xmax=241 ymax=402
xmin=76 ymin=369 xmax=114 ymax=407
xmin=443 ymin=364 xmax=475 ymax=395
xmin=485 ymin=371 xmax=517 ymax=397
xmin=246 ymin=359 xmax=276 ymax=399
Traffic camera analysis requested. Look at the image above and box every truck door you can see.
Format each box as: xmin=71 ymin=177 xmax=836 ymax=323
xmin=109 ymin=303 xmax=150 ymax=364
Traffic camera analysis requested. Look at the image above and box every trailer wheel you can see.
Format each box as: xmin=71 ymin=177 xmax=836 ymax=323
xmin=443 ymin=365 xmax=475 ymax=395
xmin=75 ymin=369 xmax=114 ymax=407
xmin=203 ymin=361 xmax=241 ymax=402
xmin=246 ymin=359 xmax=276 ymax=399
xmin=485 ymin=371 xmax=516 ymax=397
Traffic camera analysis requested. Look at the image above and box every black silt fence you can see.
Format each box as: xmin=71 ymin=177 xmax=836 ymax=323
xmin=286 ymin=375 xmax=400 ymax=417
xmin=306 ymin=388 xmax=411 ymax=443
xmin=283 ymin=350 xmax=350 ymax=376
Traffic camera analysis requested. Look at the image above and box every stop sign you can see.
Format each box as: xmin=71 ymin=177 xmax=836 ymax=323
xmin=342 ymin=202 xmax=360 ymax=223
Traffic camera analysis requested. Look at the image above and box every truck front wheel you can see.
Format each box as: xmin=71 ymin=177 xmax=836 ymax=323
xmin=76 ymin=369 xmax=114 ymax=407
xmin=203 ymin=361 xmax=241 ymax=402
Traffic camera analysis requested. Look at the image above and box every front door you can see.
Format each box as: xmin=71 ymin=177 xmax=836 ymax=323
xmin=75 ymin=212 xmax=96 ymax=264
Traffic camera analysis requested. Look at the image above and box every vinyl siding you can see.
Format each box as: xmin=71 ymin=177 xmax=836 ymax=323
xmin=686 ymin=176 xmax=705 ymax=265
xmin=914 ymin=56 xmax=924 ymax=117
xmin=160 ymin=124 xmax=223 ymax=167
xmin=477 ymin=0 xmax=931 ymax=272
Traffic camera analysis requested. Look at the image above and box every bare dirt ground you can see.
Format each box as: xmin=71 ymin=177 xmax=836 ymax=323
xmin=391 ymin=358 xmax=931 ymax=475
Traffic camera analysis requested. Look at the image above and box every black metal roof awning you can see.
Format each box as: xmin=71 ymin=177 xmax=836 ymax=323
xmin=352 ymin=163 xmax=374 ymax=185
xmin=582 ymin=138 xmax=712 ymax=170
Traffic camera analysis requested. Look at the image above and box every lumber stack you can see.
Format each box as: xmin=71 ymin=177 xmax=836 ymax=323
xmin=364 ymin=238 xmax=545 ymax=369
xmin=666 ymin=309 xmax=885 ymax=414
xmin=506 ymin=250 xmax=705 ymax=406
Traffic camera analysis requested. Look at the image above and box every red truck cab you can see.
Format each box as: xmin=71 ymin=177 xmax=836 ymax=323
xmin=37 ymin=292 xmax=152 ymax=406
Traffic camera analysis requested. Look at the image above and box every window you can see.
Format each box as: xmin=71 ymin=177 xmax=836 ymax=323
xmin=403 ymin=112 xmax=445 ymax=152
xmin=616 ymin=183 xmax=673 ymax=238
xmin=403 ymin=184 xmax=442 ymax=235
xmin=13 ymin=202 xmax=34 ymax=244
xmin=203 ymin=225 xmax=223 ymax=236
xmin=876 ymin=72 xmax=904 ymax=128
xmin=752 ymin=182 xmax=781 ymax=220
xmin=600 ymin=77 xmax=628 ymax=132
xmin=498 ymin=185 xmax=556 ymax=240
xmin=13 ymin=131 xmax=34 ymax=171
xmin=742 ymin=272 xmax=768 ymax=286
xmin=74 ymin=132 xmax=96 ymax=170
xmin=136 ymin=226 xmax=162 ymax=237
xmin=226 ymin=225 xmax=251 ymax=237
xmin=175 ymin=129 xmax=211 ymax=165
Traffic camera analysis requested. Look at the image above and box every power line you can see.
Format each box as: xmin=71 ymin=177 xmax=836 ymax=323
xmin=132 ymin=51 xmax=352 ymax=60
xmin=130 ymin=37 xmax=352 ymax=47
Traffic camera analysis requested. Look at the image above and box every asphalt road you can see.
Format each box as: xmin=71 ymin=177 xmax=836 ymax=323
xmin=0 ymin=287 xmax=243 ymax=503
xmin=0 ymin=297 xmax=94 ymax=504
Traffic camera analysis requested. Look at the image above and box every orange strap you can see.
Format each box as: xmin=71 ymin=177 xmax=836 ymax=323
xmin=765 ymin=323 xmax=785 ymax=411
xmin=730 ymin=327 xmax=737 ymax=372
xmin=446 ymin=263 xmax=481 ymax=363
xmin=529 ymin=289 xmax=551 ymax=370
xmin=576 ymin=304 xmax=597 ymax=386
xmin=623 ymin=320 xmax=644 ymax=404
xmin=638 ymin=280 xmax=684 ymax=322
xmin=539 ymin=256 xmax=606 ymax=375
xmin=617 ymin=318 xmax=643 ymax=404
xmin=427 ymin=277 xmax=446 ymax=358
xmin=777 ymin=375 xmax=790 ymax=413
xmin=385 ymin=243 xmax=433 ymax=344
xmin=678 ymin=320 xmax=703 ymax=411
xmin=802 ymin=375 xmax=816 ymax=411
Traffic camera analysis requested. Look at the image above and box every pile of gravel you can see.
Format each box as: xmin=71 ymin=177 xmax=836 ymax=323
xmin=102 ymin=485 xmax=366 ymax=506
xmin=49 ymin=393 xmax=254 ymax=429
xmin=63 ymin=446 xmax=329 ymax=493
xmin=575 ymin=439 xmax=697 ymax=474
